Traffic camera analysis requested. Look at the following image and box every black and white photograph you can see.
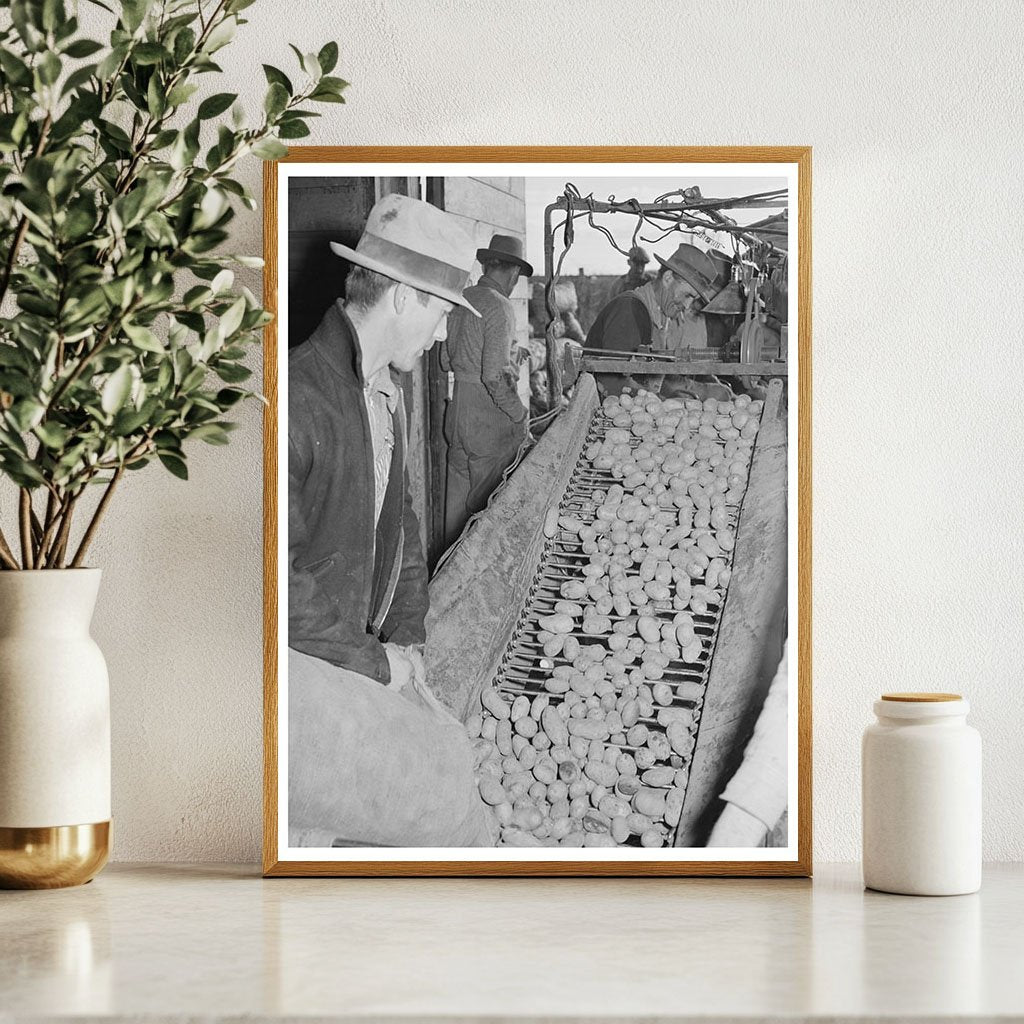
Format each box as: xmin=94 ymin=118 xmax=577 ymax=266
xmin=266 ymin=152 xmax=809 ymax=874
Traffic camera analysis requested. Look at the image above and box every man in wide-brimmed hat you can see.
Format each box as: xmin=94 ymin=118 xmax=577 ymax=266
xmin=442 ymin=233 xmax=534 ymax=546
xmin=610 ymin=244 xmax=653 ymax=297
xmin=586 ymin=242 xmax=730 ymax=396
xmin=287 ymin=193 xmax=495 ymax=848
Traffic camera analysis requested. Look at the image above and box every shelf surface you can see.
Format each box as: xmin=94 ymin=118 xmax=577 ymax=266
xmin=2 ymin=862 xmax=1022 ymax=1021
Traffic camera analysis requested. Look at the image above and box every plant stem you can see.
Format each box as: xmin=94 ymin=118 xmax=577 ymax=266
xmin=18 ymin=489 xmax=34 ymax=569
xmin=35 ymin=487 xmax=67 ymax=566
xmin=46 ymin=299 xmax=139 ymax=414
xmin=45 ymin=492 xmax=79 ymax=569
xmin=70 ymin=466 xmax=123 ymax=568
xmin=0 ymin=526 xmax=19 ymax=570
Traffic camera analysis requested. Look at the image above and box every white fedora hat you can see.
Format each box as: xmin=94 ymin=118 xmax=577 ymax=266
xmin=330 ymin=193 xmax=480 ymax=316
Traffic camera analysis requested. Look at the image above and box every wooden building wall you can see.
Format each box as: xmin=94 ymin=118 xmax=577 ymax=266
xmin=439 ymin=177 xmax=530 ymax=351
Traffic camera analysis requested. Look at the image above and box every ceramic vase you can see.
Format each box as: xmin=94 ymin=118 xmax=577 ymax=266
xmin=0 ymin=569 xmax=111 ymax=888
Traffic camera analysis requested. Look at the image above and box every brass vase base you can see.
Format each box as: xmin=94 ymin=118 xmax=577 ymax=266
xmin=0 ymin=821 xmax=110 ymax=889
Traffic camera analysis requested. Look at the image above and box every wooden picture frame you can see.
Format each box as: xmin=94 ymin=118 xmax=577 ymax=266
xmin=263 ymin=147 xmax=812 ymax=877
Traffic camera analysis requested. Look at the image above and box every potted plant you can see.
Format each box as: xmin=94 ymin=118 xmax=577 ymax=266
xmin=0 ymin=0 xmax=345 ymax=887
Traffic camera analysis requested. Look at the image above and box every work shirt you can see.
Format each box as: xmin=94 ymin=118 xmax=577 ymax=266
xmin=611 ymin=271 xmax=652 ymax=297
xmin=363 ymin=367 xmax=398 ymax=526
xmin=445 ymin=274 xmax=526 ymax=424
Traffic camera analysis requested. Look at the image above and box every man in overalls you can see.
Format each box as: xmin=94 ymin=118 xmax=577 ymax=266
xmin=442 ymin=234 xmax=534 ymax=548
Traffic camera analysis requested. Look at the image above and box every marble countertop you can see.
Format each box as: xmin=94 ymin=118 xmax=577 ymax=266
xmin=2 ymin=862 xmax=1022 ymax=1021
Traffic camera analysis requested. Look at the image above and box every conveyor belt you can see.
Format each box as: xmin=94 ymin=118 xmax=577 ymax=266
xmin=489 ymin=403 xmax=754 ymax=844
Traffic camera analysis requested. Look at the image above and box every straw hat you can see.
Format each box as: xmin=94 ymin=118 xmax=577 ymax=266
xmin=330 ymin=194 xmax=480 ymax=316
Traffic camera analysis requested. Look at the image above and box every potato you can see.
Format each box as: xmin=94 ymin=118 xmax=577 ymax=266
xmin=665 ymin=787 xmax=686 ymax=828
xmin=511 ymin=805 xmax=543 ymax=831
xmin=657 ymin=707 xmax=694 ymax=728
xmin=647 ymin=732 xmax=672 ymax=760
xmin=559 ymin=580 xmax=588 ymax=600
xmin=682 ymin=639 xmax=704 ymax=664
xmin=514 ymin=715 xmax=538 ymax=739
xmin=543 ymin=505 xmax=559 ymax=539
xmin=599 ymin=794 xmax=631 ymax=820
xmin=633 ymin=788 xmax=667 ymax=818
xmin=652 ymin=682 xmax=673 ymax=706
xmin=480 ymin=719 xmax=498 ymax=744
xmin=544 ymin=675 xmax=572 ymax=694
xmin=465 ymin=713 xmax=483 ymax=739
xmin=627 ymin=724 xmax=649 ymax=747
xmin=641 ymin=766 xmax=676 ymax=788
xmin=626 ymin=811 xmax=654 ymax=836
xmin=583 ymin=809 xmax=611 ymax=834
xmin=541 ymin=707 xmax=569 ymax=746
xmin=636 ymin=616 xmax=661 ymax=644
xmin=667 ymin=721 xmax=696 ymax=758
xmin=616 ymin=775 xmax=641 ymax=798
xmin=567 ymin=718 xmax=610 ymax=741
xmin=495 ymin=719 xmax=513 ymax=755
xmin=494 ymin=801 xmax=514 ymax=826
xmin=510 ymin=695 xmax=530 ymax=723
xmin=640 ymin=829 xmax=665 ymax=848
xmin=481 ymin=689 xmax=510 ymax=721
xmin=635 ymin=747 xmax=656 ymax=769
xmin=584 ymin=761 xmax=619 ymax=788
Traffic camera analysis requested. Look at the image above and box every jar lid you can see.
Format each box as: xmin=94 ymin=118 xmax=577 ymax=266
xmin=881 ymin=692 xmax=962 ymax=702
xmin=874 ymin=695 xmax=969 ymax=720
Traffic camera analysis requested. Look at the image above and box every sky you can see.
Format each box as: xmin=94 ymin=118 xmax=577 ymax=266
xmin=523 ymin=175 xmax=787 ymax=277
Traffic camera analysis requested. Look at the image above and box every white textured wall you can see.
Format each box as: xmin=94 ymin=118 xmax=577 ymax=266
xmin=65 ymin=0 xmax=1024 ymax=862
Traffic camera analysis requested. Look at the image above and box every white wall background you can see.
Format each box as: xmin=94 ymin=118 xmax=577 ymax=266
xmin=69 ymin=0 xmax=1024 ymax=863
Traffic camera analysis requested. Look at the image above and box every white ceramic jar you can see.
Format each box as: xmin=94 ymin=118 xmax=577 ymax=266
xmin=862 ymin=693 xmax=981 ymax=896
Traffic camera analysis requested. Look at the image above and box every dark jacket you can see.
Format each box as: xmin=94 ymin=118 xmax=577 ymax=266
xmin=288 ymin=301 xmax=428 ymax=683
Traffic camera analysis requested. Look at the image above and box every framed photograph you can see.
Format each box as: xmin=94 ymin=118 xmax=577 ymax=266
xmin=263 ymin=147 xmax=811 ymax=876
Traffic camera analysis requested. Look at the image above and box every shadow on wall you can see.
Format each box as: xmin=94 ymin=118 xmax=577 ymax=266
xmin=288 ymin=177 xmax=378 ymax=347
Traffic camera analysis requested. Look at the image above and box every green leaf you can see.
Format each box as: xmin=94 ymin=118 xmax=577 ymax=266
xmin=189 ymin=422 xmax=230 ymax=445
xmin=166 ymin=82 xmax=199 ymax=107
xmin=172 ymin=26 xmax=196 ymax=65
xmin=42 ymin=0 xmax=66 ymax=33
xmin=60 ymin=62 xmax=98 ymax=96
xmin=198 ymin=91 xmax=236 ymax=119
xmin=309 ymin=87 xmax=346 ymax=104
xmin=63 ymin=38 xmax=104 ymax=58
xmin=133 ymin=42 xmax=168 ymax=66
xmin=218 ymin=296 xmax=246 ymax=339
xmin=318 ymin=41 xmax=339 ymax=75
xmin=121 ymin=0 xmax=152 ymax=33
xmin=251 ymin=137 xmax=287 ymax=160
xmin=123 ymin=322 xmax=164 ymax=353
xmin=318 ymin=75 xmax=349 ymax=93
xmin=0 ymin=49 xmax=33 ymax=87
xmin=277 ymin=120 xmax=310 ymax=140
xmin=262 ymin=64 xmax=292 ymax=94
xmin=9 ymin=399 xmax=45 ymax=432
xmin=34 ymin=421 xmax=70 ymax=449
xmin=210 ymin=268 xmax=233 ymax=294
xmin=158 ymin=452 xmax=188 ymax=479
xmin=264 ymin=81 xmax=288 ymax=117
xmin=203 ymin=15 xmax=236 ymax=53
xmin=38 ymin=51 xmax=62 ymax=86
xmin=214 ymin=362 xmax=251 ymax=384
xmin=101 ymin=365 xmax=133 ymax=415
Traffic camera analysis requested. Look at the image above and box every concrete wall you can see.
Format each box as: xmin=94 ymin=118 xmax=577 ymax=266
xmin=31 ymin=0 xmax=1024 ymax=864
xmin=442 ymin=177 xmax=529 ymax=349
